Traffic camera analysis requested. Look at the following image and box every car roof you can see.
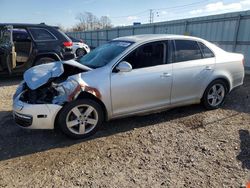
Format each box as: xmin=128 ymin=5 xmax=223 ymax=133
xmin=113 ymin=34 xmax=226 ymax=55
xmin=113 ymin=34 xmax=205 ymax=43
xmin=0 ymin=23 xmax=56 ymax=28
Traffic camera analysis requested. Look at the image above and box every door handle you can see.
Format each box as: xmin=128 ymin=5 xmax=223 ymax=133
xmin=205 ymin=66 xmax=213 ymax=70
xmin=160 ymin=72 xmax=171 ymax=78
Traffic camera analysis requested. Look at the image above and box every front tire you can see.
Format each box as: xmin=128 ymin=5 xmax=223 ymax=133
xmin=57 ymin=99 xmax=104 ymax=139
xmin=202 ymin=79 xmax=228 ymax=110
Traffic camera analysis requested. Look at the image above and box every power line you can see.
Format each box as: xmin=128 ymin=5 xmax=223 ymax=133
xmin=153 ymin=0 xmax=217 ymax=23
xmin=154 ymin=0 xmax=209 ymax=10
xmin=110 ymin=10 xmax=148 ymax=19
xmin=110 ymin=0 xmax=209 ymax=20
xmin=148 ymin=0 xmax=218 ymax=24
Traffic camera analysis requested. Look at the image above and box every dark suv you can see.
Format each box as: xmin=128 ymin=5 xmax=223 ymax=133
xmin=0 ymin=23 xmax=75 ymax=75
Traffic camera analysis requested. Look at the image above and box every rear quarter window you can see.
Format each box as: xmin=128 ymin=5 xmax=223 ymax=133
xmin=174 ymin=40 xmax=202 ymax=62
xmin=56 ymin=29 xmax=72 ymax=41
xmin=29 ymin=28 xmax=57 ymax=41
xmin=198 ymin=42 xmax=215 ymax=58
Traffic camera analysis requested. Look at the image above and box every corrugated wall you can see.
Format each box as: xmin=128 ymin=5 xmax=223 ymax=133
xmin=67 ymin=10 xmax=250 ymax=68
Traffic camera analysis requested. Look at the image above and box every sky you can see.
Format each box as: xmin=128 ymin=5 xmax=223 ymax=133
xmin=0 ymin=0 xmax=250 ymax=28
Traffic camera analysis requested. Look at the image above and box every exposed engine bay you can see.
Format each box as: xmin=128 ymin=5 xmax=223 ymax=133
xmin=18 ymin=61 xmax=90 ymax=105
xmin=20 ymin=82 xmax=58 ymax=104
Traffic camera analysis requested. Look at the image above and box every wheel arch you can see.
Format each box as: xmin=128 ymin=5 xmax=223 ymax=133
xmin=76 ymin=91 xmax=108 ymax=121
xmin=208 ymin=76 xmax=231 ymax=92
xmin=201 ymin=76 xmax=231 ymax=100
xmin=215 ymin=77 xmax=230 ymax=92
xmin=54 ymin=91 xmax=108 ymax=130
xmin=76 ymin=47 xmax=86 ymax=52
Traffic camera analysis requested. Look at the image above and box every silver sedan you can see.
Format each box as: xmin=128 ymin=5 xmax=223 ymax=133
xmin=13 ymin=34 xmax=245 ymax=138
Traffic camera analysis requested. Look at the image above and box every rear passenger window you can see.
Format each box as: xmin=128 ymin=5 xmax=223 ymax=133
xmin=29 ymin=28 xmax=56 ymax=41
xmin=174 ymin=40 xmax=202 ymax=62
xmin=198 ymin=42 xmax=214 ymax=58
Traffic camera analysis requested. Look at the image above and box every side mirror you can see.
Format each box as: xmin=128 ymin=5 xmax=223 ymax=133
xmin=116 ymin=61 xmax=132 ymax=72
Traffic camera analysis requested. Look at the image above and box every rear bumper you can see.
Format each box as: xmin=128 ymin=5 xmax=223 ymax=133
xmin=84 ymin=47 xmax=90 ymax=54
xmin=13 ymin=91 xmax=62 ymax=130
xmin=83 ymin=45 xmax=90 ymax=53
xmin=231 ymin=70 xmax=245 ymax=92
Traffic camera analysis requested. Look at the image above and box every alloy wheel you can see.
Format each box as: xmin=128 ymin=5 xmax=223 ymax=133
xmin=66 ymin=104 xmax=98 ymax=135
xmin=207 ymin=83 xmax=225 ymax=107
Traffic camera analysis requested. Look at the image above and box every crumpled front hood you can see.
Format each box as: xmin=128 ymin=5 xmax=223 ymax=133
xmin=23 ymin=60 xmax=91 ymax=90
xmin=62 ymin=60 xmax=92 ymax=71
xmin=24 ymin=62 xmax=64 ymax=90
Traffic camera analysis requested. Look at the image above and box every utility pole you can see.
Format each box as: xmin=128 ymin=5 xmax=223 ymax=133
xmin=149 ymin=9 xmax=160 ymax=24
xmin=149 ymin=9 xmax=154 ymax=24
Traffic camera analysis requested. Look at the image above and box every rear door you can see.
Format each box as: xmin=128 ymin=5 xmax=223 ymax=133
xmin=0 ymin=25 xmax=16 ymax=73
xmin=28 ymin=27 xmax=58 ymax=54
xmin=171 ymin=39 xmax=215 ymax=105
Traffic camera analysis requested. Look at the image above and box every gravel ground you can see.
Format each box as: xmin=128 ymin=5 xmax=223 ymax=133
xmin=0 ymin=76 xmax=249 ymax=188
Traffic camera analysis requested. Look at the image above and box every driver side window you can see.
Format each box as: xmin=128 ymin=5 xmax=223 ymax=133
xmin=123 ymin=41 xmax=166 ymax=69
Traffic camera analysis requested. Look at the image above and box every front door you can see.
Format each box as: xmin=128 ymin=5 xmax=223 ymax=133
xmin=0 ymin=25 xmax=16 ymax=73
xmin=111 ymin=41 xmax=173 ymax=116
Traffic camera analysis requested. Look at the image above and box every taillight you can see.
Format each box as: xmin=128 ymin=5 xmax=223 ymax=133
xmin=63 ymin=41 xmax=73 ymax=47
xmin=242 ymin=58 xmax=245 ymax=65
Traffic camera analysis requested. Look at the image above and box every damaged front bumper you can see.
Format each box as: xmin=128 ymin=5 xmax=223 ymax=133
xmin=12 ymin=61 xmax=92 ymax=129
xmin=13 ymin=86 xmax=62 ymax=129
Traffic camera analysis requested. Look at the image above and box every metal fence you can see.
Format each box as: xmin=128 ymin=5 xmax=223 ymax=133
xmin=67 ymin=10 xmax=250 ymax=69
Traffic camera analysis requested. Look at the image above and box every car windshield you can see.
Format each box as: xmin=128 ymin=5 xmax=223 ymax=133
xmin=78 ymin=41 xmax=133 ymax=68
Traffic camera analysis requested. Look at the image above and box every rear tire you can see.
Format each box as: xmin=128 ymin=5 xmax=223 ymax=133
xmin=202 ymin=79 xmax=228 ymax=110
xmin=76 ymin=48 xmax=86 ymax=57
xmin=57 ymin=99 xmax=104 ymax=139
xmin=34 ymin=57 xmax=55 ymax=66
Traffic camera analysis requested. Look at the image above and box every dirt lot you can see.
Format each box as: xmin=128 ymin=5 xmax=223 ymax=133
xmin=0 ymin=76 xmax=249 ymax=188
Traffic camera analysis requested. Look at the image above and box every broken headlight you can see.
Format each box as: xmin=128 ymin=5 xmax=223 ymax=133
xmin=52 ymin=78 xmax=80 ymax=104
xmin=13 ymin=81 xmax=25 ymax=99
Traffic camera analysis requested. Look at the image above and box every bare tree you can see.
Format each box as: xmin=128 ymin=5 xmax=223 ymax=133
xmin=74 ymin=12 xmax=113 ymax=31
xmin=99 ymin=16 xmax=112 ymax=29
xmin=75 ymin=12 xmax=88 ymax=31
xmin=55 ymin=24 xmax=66 ymax=32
